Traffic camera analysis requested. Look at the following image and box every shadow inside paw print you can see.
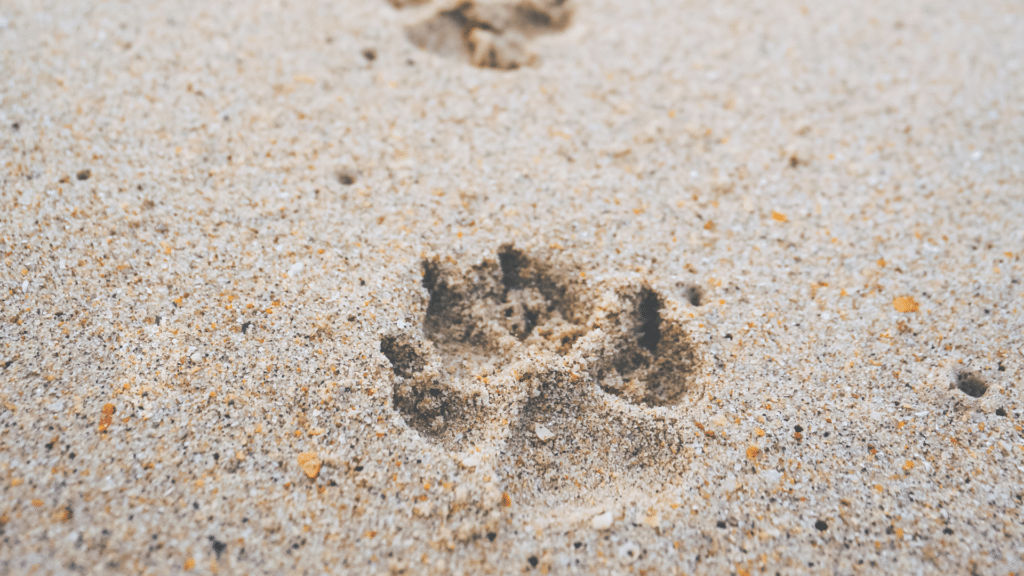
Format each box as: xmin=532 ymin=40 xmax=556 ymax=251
xmin=380 ymin=245 xmax=702 ymax=503
xmin=390 ymin=0 xmax=574 ymax=70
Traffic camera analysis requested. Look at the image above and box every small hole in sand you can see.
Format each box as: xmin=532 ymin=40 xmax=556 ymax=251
xmin=337 ymin=171 xmax=357 ymax=186
xmin=955 ymin=371 xmax=987 ymax=398
xmin=682 ymin=285 xmax=703 ymax=306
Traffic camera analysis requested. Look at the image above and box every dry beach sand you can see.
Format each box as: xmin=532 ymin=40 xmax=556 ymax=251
xmin=2 ymin=0 xmax=1024 ymax=574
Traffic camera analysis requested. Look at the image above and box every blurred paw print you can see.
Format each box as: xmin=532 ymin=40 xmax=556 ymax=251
xmin=388 ymin=0 xmax=574 ymax=69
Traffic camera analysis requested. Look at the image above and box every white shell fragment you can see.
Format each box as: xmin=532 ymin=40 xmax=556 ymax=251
xmin=592 ymin=511 xmax=614 ymax=530
xmin=457 ymin=452 xmax=482 ymax=468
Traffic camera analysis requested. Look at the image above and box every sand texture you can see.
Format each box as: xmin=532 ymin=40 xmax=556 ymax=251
xmin=2 ymin=0 xmax=1024 ymax=574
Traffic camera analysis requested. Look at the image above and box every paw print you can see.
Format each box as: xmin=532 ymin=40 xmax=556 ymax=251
xmin=380 ymin=245 xmax=704 ymax=504
xmin=388 ymin=0 xmax=574 ymax=70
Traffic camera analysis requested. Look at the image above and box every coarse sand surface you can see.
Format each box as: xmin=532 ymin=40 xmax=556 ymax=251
xmin=1 ymin=0 xmax=1023 ymax=574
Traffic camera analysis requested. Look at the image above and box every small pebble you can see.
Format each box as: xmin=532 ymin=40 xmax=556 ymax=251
xmin=297 ymin=452 xmax=322 ymax=479
xmin=592 ymin=511 xmax=614 ymax=530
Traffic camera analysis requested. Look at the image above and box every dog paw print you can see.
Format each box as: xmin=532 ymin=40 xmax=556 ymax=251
xmin=380 ymin=245 xmax=704 ymax=504
xmin=388 ymin=0 xmax=574 ymax=70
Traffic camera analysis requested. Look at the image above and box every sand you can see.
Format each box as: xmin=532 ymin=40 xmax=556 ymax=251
xmin=1 ymin=0 xmax=1023 ymax=574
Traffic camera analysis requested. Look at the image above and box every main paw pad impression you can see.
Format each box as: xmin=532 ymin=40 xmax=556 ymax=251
xmin=381 ymin=245 xmax=703 ymax=501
